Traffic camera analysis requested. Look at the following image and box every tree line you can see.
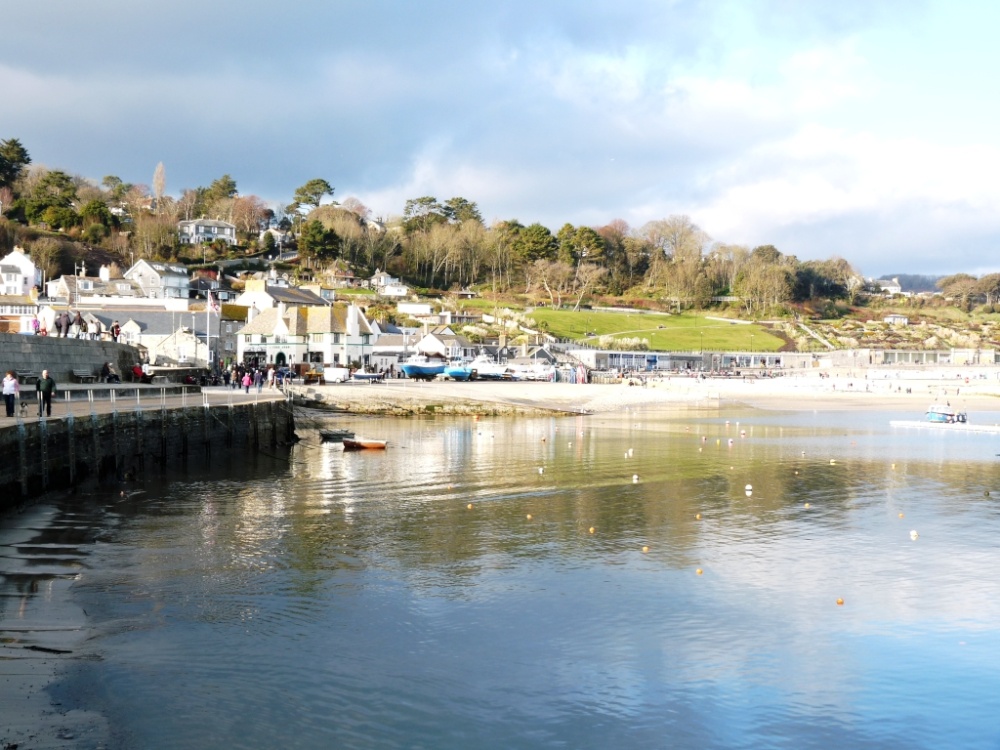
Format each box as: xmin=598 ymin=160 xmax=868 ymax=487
xmin=0 ymin=135 xmax=969 ymax=314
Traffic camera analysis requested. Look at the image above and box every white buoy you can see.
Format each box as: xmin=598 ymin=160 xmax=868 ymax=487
xmin=745 ymin=484 xmax=753 ymax=491
xmin=628 ymin=448 xmax=634 ymax=457
xmin=633 ymin=474 xmax=639 ymax=483
xmin=538 ymin=467 xmax=544 ymax=474
xmin=910 ymin=529 xmax=919 ymax=540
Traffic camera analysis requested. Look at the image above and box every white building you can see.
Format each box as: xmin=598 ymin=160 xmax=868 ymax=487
xmin=236 ymin=303 xmax=375 ymax=369
xmin=124 ymin=260 xmax=191 ymax=299
xmin=0 ymin=247 xmax=43 ymax=296
xmin=178 ymin=218 xmax=238 ymax=246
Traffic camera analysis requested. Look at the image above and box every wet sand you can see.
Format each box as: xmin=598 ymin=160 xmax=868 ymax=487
xmin=296 ymin=367 xmax=1000 ymax=417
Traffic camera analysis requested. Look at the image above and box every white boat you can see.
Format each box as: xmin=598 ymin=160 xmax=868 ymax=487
xmin=443 ymin=353 xmax=511 ymax=381
xmin=508 ymin=363 xmax=556 ymax=381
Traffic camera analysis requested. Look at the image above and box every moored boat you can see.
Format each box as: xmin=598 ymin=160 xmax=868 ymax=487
xmin=343 ymin=437 xmax=388 ymax=450
xmin=319 ymin=428 xmax=355 ymax=442
xmin=926 ymin=404 xmax=967 ymax=423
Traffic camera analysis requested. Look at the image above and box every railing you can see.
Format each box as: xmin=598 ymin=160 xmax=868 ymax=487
xmin=19 ymin=384 xmax=290 ymax=421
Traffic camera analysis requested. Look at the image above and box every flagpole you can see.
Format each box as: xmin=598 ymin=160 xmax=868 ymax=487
xmin=207 ymin=290 xmax=213 ymax=373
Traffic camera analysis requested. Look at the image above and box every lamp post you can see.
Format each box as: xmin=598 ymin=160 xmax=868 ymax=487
xmin=750 ymin=334 xmax=755 ymax=367
xmin=700 ymin=331 xmax=704 ymax=354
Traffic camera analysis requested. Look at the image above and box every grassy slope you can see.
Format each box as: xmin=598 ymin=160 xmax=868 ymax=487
xmin=525 ymin=308 xmax=784 ymax=352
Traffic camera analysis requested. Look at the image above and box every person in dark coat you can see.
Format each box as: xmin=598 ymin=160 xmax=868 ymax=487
xmin=58 ymin=312 xmax=71 ymax=338
xmin=36 ymin=369 xmax=56 ymax=417
xmin=73 ymin=311 xmax=85 ymax=338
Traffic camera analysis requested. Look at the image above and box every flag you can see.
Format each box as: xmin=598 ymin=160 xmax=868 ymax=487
xmin=208 ymin=290 xmax=220 ymax=312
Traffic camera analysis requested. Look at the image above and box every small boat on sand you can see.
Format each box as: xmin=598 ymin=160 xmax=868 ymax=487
xmin=343 ymin=438 xmax=388 ymax=450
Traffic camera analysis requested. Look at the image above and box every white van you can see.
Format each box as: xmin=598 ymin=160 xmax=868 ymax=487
xmin=323 ymin=366 xmax=351 ymax=383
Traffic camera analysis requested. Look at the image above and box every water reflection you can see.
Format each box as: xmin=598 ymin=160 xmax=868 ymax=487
xmin=6 ymin=409 xmax=1000 ymax=749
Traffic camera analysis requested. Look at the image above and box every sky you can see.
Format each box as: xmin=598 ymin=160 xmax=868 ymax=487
xmin=3 ymin=0 xmax=999 ymax=278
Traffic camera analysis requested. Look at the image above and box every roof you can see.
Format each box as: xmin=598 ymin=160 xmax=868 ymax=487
xmin=52 ymin=275 xmax=145 ymax=298
xmin=266 ymin=286 xmax=329 ymax=306
xmin=97 ymin=309 xmax=220 ymax=337
xmin=178 ymin=218 xmax=236 ymax=230
xmin=237 ymin=303 xmax=373 ymax=336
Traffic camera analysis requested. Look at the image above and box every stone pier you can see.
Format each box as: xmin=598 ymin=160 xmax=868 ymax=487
xmin=0 ymin=399 xmax=296 ymax=510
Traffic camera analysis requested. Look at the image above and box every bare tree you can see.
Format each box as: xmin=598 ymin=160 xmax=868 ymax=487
xmin=572 ymin=262 xmax=607 ymax=311
xmin=231 ymin=195 xmax=268 ymax=241
xmin=340 ymin=196 xmax=371 ymax=219
xmin=29 ymin=237 xmax=64 ymax=279
xmin=152 ymin=162 xmax=166 ymax=212
xmin=530 ymin=259 xmax=574 ymax=307
xmin=176 ymin=189 xmax=200 ymax=221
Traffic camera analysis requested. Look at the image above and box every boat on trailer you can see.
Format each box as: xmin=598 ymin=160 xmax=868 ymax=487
xmin=400 ymin=355 xmax=446 ymax=381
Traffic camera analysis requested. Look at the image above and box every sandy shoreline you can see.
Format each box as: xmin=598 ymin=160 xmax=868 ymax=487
xmin=295 ymin=367 xmax=1000 ymax=417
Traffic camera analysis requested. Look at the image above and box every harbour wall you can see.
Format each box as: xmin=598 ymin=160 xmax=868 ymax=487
xmin=0 ymin=331 xmax=141 ymax=382
xmin=0 ymin=399 xmax=296 ymax=511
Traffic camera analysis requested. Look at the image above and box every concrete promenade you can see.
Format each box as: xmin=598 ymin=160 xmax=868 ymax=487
xmin=2 ymin=382 xmax=288 ymax=424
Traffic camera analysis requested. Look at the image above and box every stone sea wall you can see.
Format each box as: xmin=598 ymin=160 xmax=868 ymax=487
xmin=0 ymin=331 xmax=141 ymax=382
xmin=0 ymin=400 xmax=296 ymax=510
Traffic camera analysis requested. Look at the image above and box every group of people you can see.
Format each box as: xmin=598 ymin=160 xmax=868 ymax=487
xmin=32 ymin=312 xmax=122 ymax=342
xmin=222 ymin=364 xmax=292 ymax=393
xmin=2 ymin=369 xmax=57 ymax=418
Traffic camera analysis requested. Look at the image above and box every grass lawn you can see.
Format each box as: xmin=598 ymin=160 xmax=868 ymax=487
xmin=526 ymin=309 xmax=784 ymax=351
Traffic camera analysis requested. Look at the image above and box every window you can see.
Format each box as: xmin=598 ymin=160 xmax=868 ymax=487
xmin=226 ymin=324 xmax=232 ymax=333
xmin=311 ymin=333 xmax=323 ymax=343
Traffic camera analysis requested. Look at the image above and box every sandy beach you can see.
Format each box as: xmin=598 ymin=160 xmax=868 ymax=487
xmin=294 ymin=366 xmax=1000 ymax=417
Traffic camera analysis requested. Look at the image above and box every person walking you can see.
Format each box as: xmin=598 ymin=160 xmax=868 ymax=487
xmin=36 ymin=369 xmax=56 ymax=418
xmin=110 ymin=320 xmax=121 ymax=343
xmin=254 ymin=368 xmax=264 ymax=393
xmin=73 ymin=311 xmax=85 ymax=339
xmin=2 ymin=370 xmax=19 ymax=417
xmin=242 ymin=371 xmax=252 ymax=394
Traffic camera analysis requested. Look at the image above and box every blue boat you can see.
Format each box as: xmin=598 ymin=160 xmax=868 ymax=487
xmin=926 ymin=404 xmax=967 ymax=423
xmin=400 ymin=355 xmax=446 ymax=381
xmin=444 ymin=359 xmax=474 ymax=381
xmin=443 ymin=353 xmax=511 ymax=381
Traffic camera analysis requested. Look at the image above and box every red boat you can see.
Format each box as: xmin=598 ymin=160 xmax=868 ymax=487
xmin=343 ymin=438 xmax=388 ymax=450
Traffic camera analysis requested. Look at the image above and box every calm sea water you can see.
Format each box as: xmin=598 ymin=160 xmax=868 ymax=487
xmin=11 ymin=407 xmax=1000 ymax=749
